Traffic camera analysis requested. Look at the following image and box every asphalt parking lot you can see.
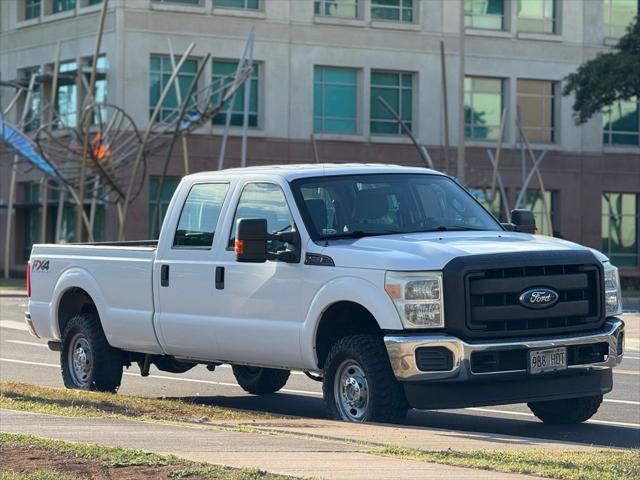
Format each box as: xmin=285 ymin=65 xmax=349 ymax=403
xmin=1 ymin=295 xmax=638 ymax=449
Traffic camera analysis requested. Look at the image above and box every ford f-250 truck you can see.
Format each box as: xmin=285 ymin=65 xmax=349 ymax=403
xmin=26 ymin=164 xmax=625 ymax=424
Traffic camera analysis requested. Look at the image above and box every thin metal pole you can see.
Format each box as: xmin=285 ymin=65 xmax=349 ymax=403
xmin=4 ymin=157 xmax=18 ymax=279
xmin=440 ymin=41 xmax=450 ymax=175
xmin=489 ymin=107 xmax=507 ymax=199
xmin=40 ymin=179 xmax=48 ymax=243
xmin=48 ymin=41 xmax=62 ymax=132
xmin=168 ymin=39 xmax=191 ymax=175
xmin=55 ymin=189 xmax=65 ymax=243
xmin=240 ymin=35 xmax=254 ymax=168
xmin=310 ymin=133 xmax=320 ymax=163
xmin=457 ymin=0 xmax=466 ymax=184
xmin=76 ymin=0 xmax=109 ymax=243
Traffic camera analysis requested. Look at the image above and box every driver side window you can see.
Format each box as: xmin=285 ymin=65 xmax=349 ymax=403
xmin=228 ymin=183 xmax=294 ymax=253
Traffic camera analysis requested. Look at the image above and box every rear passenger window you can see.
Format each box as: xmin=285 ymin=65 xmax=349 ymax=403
xmin=228 ymin=183 xmax=294 ymax=252
xmin=173 ymin=183 xmax=230 ymax=248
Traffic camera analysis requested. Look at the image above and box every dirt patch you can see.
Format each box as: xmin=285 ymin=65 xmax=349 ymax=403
xmin=0 ymin=444 xmax=207 ymax=480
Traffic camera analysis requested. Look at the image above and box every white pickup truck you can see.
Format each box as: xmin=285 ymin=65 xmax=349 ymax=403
xmin=26 ymin=164 xmax=625 ymax=424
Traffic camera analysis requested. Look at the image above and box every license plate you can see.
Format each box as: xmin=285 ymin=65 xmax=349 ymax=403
xmin=528 ymin=347 xmax=567 ymax=375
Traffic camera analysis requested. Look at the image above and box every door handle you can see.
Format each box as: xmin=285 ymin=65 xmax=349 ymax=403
xmin=215 ymin=266 xmax=225 ymax=290
xmin=161 ymin=264 xmax=170 ymax=287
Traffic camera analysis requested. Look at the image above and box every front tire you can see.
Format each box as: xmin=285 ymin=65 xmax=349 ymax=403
xmin=60 ymin=313 xmax=123 ymax=393
xmin=528 ymin=395 xmax=603 ymax=424
xmin=323 ymin=334 xmax=408 ymax=424
xmin=232 ymin=365 xmax=290 ymax=394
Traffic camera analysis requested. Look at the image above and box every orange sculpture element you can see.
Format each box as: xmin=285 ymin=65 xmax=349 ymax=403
xmin=91 ymin=132 xmax=109 ymax=163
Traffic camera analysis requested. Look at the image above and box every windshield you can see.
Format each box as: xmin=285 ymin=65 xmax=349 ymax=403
xmin=291 ymin=173 xmax=503 ymax=240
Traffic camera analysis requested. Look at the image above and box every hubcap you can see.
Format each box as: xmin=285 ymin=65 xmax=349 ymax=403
xmin=333 ymin=360 xmax=369 ymax=422
xmin=68 ymin=333 xmax=92 ymax=386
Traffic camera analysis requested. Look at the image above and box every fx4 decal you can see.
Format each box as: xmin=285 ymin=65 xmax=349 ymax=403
xmin=32 ymin=259 xmax=50 ymax=272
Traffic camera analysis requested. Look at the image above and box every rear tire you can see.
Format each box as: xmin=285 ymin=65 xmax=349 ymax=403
xmin=60 ymin=313 xmax=123 ymax=393
xmin=323 ymin=334 xmax=408 ymax=424
xmin=528 ymin=395 xmax=603 ymax=424
xmin=232 ymin=365 xmax=290 ymax=394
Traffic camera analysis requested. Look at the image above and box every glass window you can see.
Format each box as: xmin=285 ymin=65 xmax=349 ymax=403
xmin=602 ymin=193 xmax=639 ymax=268
xmin=517 ymin=79 xmax=556 ymax=143
xmin=465 ymin=0 xmax=505 ymax=30
xmin=148 ymin=176 xmax=180 ymax=238
xmin=52 ymin=0 xmax=76 ymax=13
xmin=56 ymin=61 xmax=78 ymax=128
xmin=370 ymin=71 xmax=413 ymax=135
xmin=292 ymin=174 xmax=502 ymax=240
xmin=520 ymin=189 xmax=557 ymax=236
xmin=517 ymin=0 xmax=556 ymax=33
xmin=314 ymin=66 xmax=358 ymax=134
xmin=465 ymin=76 xmax=503 ymax=140
xmin=25 ymin=0 xmax=41 ymax=19
xmin=173 ymin=183 xmax=230 ymax=248
xmin=604 ymin=0 xmax=638 ymax=37
xmin=88 ymin=0 xmax=103 ymax=5
xmin=371 ymin=0 xmax=414 ymax=23
xmin=149 ymin=55 xmax=198 ymax=123
xmin=228 ymin=183 xmax=294 ymax=254
xmin=314 ymin=0 xmax=359 ymax=18
xmin=212 ymin=60 xmax=259 ymax=128
xmin=214 ymin=0 xmax=259 ymax=10
xmin=603 ymin=97 xmax=639 ymax=146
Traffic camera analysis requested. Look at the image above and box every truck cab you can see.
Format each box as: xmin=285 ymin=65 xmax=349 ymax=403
xmin=26 ymin=164 xmax=625 ymax=424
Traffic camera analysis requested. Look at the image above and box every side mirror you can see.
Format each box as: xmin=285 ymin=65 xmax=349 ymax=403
xmin=235 ymin=218 xmax=301 ymax=263
xmin=509 ymin=209 xmax=537 ymax=234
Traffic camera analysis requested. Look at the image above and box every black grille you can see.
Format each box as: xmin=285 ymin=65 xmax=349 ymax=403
xmin=466 ymin=264 xmax=602 ymax=337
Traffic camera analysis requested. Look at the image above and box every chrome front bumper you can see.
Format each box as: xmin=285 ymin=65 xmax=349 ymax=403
xmin=24 ymin=312 xmax=39 ymax=338
xmin=384 ymin=318 xmax=624 ymax=382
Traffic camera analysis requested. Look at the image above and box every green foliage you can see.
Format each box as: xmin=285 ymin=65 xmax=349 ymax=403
xmin=563 ymin=16 xmax=640 ymax=124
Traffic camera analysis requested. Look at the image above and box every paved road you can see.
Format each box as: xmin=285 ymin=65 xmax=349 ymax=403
xmin=1 ymin=296 xmax=638 ymax=449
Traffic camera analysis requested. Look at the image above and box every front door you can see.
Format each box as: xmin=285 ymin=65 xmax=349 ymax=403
xmin=155 ymin=181 xmax=232 ymax=360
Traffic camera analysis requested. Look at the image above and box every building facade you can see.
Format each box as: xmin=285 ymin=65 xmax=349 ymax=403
xmin=1 ymin=0 xmax=639 ymax=282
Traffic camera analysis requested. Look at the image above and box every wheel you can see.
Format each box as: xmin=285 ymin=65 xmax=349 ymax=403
xmin=232 ymin=365 xmax=290 ymax=394
xmin=60 ymin=313 xmax=123 ymax=393
xmin=322 ymin=334 xmax=408 ymax=424
xmin=528 ymin=395 xmax=603 ymax=424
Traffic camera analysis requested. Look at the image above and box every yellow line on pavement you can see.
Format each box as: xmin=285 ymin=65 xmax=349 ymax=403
xmin=615 ymin=369 xmax=640 ymax=376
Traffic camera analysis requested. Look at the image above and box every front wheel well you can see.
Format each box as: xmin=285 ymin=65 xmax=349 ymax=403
xmin=314 ymin=301 xmax=381 ymax=369
xmin=57 ymin=287 xmax=99 ymax=337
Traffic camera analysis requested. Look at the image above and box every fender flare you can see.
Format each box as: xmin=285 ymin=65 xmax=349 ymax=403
xmin=299 ymin=276 xmax=402 ymax=369
xmin=50 ymin=267 xmax=110 ymax=341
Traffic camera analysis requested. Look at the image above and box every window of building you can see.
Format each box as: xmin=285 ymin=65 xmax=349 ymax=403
xmin=56 ymin=61 xmax=78 ymax=128
xmin=212 ymin=60 xmax=259 ymax=127
xmin=22 ymin=182 xmax=41 ymax=261
xmin=149 ymin=55 xmax=198 ymax=123
xmin=602 ymin=193 xmax=639 ymax=268
xmin=520 ymin=189 xmax=557 ymax=236
xmin=370 ymin=71 xmax=413 ymax=135
xmin=173 ymin=183 xmax=230 ymax=248
xmin=517 ymin=79 xmax=556 ymax=143
xmin=465 ymin=76 xmax=503 ymax=141
xmin=314 ymin=0 xmax=359 ymax=18
xmin=517 ymin=0 xmax=556 ymax=33
xmin=25 ymin=0 xmax=41 ymax=19
xmin=603 ymin=97 xmax=639 ymax=146
xmin=464 ymin=0 xmax=505 ymax=30
xmin=87 ymin=0 xmax=103 ymax=5
xmin=52 ymin=0 xmax=76 ymax=14
xmin=314 ymin=66 xmax=358 ymax=134
xmin=228 ymin=183 xmax=294 ymax=253
xmin=214 ymin=0 xmax=259 ymax=10
xmin=148 ymin=176 xmax=180 ymax=238
xmin=604 ymin=0 xmax=638 ymax=37
xmin=371 ymin=0 xmax=414 ymax=23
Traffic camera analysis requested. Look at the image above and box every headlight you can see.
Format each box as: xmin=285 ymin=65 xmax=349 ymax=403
xmin=603 ymin=262 xmax=623 ymax=316
xmin=385 ymin=272 xmax=444 ymax=328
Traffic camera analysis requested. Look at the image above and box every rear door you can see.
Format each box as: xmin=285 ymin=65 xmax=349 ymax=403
xmin=154 ymin=180 xmax=233 ymax=360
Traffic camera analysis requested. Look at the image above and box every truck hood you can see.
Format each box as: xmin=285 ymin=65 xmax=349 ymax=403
xmin=321 ymin=231 xmax=605 ymax=271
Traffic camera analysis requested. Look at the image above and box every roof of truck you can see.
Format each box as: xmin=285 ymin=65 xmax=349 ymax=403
xmin=187 ymin=163 xmax=445 ymax=182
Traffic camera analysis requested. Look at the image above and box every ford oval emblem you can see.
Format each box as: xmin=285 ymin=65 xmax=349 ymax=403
xmin=518 ymin=287 xmax=559 ymax=309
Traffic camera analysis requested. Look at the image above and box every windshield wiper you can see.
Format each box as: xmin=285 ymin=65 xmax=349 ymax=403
xmin=427 ymin=225 xmax=485 ymax=232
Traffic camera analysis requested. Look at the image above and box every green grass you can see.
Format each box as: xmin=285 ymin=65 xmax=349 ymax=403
xmin=0 ymin=279 xmax=25 ymax=290
xmin=0 ymin=381 xmax=278 ymax=423
xmin=0 ymin=433 xmax=294 ymax=480
xmin=379 ymin=445 xmax=640 ymax=480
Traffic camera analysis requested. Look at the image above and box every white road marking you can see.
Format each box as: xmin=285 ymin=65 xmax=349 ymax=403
xmin=1 ymin=357 xmax=637 ymax=428
xmin=624 ymin=356 xmax=640 ymax=360
xmin=5 ymin=340 xmax=47 ymax=348
xmin=0 ymin=321 xmax=28 ymax=332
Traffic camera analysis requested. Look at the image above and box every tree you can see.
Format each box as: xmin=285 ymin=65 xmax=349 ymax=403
xmin=563 ymin=16 xmax=640 ymax=125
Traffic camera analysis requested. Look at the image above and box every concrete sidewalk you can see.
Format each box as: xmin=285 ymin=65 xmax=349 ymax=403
xmin=0 ymin=409 xmax=540 ymax=480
